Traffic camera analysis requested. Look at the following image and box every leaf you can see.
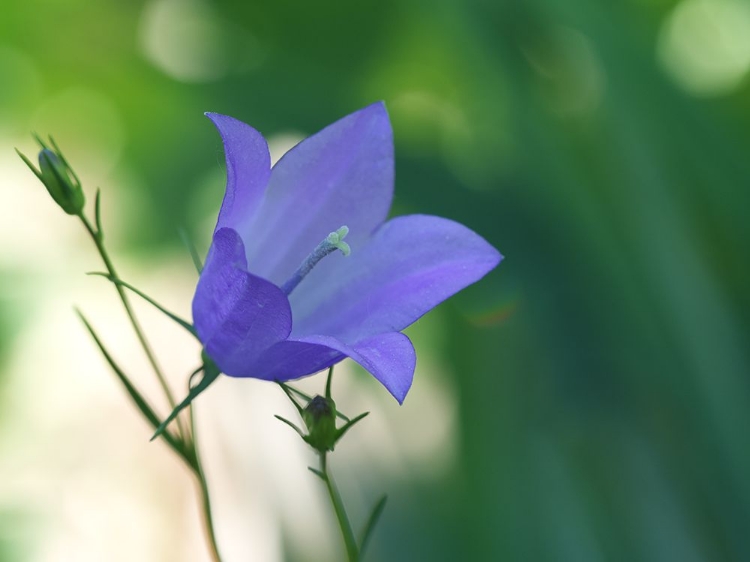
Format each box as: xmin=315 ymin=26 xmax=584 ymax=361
xmin=307 ymin=467 xmax=326 ymax=481
xmin=358 ymin=494 xmax=388 ymax=558
xmin=87 ymin=272 xmax=198 ymax=338
xmin=76 ymin=309 xmax=192 ymax=467
xmin=151 ymin=363 xmax=220 ymax=440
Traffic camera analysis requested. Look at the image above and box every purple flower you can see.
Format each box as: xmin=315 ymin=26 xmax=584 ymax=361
xmin=193 ymin=102 xmax=501 ymax=403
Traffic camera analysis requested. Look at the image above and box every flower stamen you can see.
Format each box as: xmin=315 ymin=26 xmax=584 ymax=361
xmin=281 ymin=226 xmax=350 ymax=295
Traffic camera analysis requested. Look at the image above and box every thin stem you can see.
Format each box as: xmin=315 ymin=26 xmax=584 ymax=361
xmin=191 ymin=406 xmax=222 ymax=562
xmin=79 ymin=214 xmax=187 ymax=441
xmin=321 ymin=452 xmax=359 ymax=562
xmin=75 ymin=196 xmax=217 ymax=559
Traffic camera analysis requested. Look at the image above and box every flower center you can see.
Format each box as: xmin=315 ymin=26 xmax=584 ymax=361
xmin=280 ymin=226 xmax=350 ymax=295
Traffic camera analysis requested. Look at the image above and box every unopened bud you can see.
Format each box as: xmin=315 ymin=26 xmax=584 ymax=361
xmin=17 ymin=137 xmax=85 ymax=216
xmin=302 ymin=395 xmax=338 ymax=453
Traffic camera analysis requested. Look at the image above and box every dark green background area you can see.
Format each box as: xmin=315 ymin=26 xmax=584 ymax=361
xmin=3 ymin=0 xmax=749 ymax=560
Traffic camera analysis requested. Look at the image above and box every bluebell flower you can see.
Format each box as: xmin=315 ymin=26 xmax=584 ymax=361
xmin=194 ymin=103 xmax=501 ymax=403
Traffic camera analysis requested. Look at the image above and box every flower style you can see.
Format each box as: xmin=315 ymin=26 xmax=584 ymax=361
xmin=193 ymin=102 xmax=501 ymax=403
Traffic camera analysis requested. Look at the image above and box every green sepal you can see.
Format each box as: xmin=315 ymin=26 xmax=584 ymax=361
xmin=277 ymin=381 xmax=305 ymax=416
xmin=87 ymin=272 xmax=198 ymax=339
xmin=335 ymin=411 xmax=369 ymax=442
xmin=281 ymin=382 xmax=350 ymax=422
xmin=76 ymin=309 xmax=191 ymax=465
xmin=274 ymin=414 xmax=306 ymax=438
xmin=47 ymin=135 xmax=82 ymax=187
xmin=276 ymin=366 xmax=369 ymax=453
xmin=359 ymin=494 xmax=388 ymax=557
xmin=94 ymin=188 xmax=103 ymax=237
xmin=16 ymin=149 xmax=43 ymax=181
xmin=151 ymin=360 xmax=220 ymax=440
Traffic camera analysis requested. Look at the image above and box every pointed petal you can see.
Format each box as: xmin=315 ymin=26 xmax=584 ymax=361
xmin=246 ymin=332 xmax=416 ymax=403
xmin=206 ymin=112 xmax=271 ymax=232
xmin=299 ymin=333 xmax=416 ymax=403
xmin=192 ymin=228 xmax=292 ymax=376
xmin=291 ymin=214 xmax=502 ymax=341
xmin=240 ymin=102 xmax=394 ymax=285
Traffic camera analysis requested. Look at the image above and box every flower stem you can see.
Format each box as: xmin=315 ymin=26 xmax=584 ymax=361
xmin=79 ymin=214 xmax=187 ymax=442
xmin=320 ymin=452 xmax=359 ymax=562
xmin=191 ymin=405 xmax=223 ymax=562
xmin=74 ymin=198 xmax=217 ymax=557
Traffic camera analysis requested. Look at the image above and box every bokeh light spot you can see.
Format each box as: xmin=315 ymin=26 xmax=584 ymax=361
xmin=139 ymin=0 xmax=230 ymax=83
xmin=30 ymin=88 xmax=125 ymax=180
xmin=658 ymin=0 xmax=750 ymax=96
xmin=524 ymin=27 xmax=605 ymax=117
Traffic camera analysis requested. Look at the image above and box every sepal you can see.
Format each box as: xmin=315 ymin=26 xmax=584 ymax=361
xmin=276 ymin=367 xmax=369 ymax=453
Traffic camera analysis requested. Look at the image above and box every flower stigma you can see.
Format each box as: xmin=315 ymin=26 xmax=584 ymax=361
xmin=280 ymin=225 xmax=350 ymax=295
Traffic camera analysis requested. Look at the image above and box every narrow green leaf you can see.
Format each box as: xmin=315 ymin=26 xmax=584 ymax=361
xmin=75 ymin=309 xmax=190 ymax=464
xmin=188 ymin=365 xmax=203 ymax=389
xmin=179 ymin=228 xmax=204 ymax=274
xmin=152 ymin=363 xmax=220 ymax=440
xmin=307 ymin=467 xmax=326 ymax=481
xmin=359 ymin=495 xmax=388 ymax=558
xmin=274 ymin=414 xmax=306 ymax=438
xmin=87 ymin=272 xmax=198 ymax=338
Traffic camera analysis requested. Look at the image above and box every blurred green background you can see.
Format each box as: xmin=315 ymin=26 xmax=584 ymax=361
xmin=2 ymin=0 xmax=750 ymax=560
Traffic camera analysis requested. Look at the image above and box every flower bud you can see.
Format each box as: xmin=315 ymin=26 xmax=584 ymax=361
xmin=302 ymin=395 xmax=339 ymax=453
xmin=17 ymin=137 xmax=85 ymax=216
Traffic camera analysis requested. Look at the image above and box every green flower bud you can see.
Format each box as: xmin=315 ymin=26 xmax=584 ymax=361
xmin=17 ymin=137 xmax=85 ymax=216
xmin=302 ymin=395 xmax=339 ymax=453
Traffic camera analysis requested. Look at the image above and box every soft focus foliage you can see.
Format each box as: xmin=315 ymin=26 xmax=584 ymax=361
xmin=1 ymin=0 xmax=749 ymax=561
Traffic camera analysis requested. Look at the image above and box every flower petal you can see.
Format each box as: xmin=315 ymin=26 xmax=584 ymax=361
xmin=192 ymin=227 xmax=292 ymax=376
xmin=205 ymin=112 xmax=271 ymax=233
xmin=245 ymin=332 xmax=416 ymax=403
xmin=291 ymin=214 xmax=502 ymax=342
xmin=298 ymin=333 xmax=416 ymax=403
xmin=240 ymin=102 xmax=394 ymax=286
xmin=238 ymin=340 xmax=344 ymax=381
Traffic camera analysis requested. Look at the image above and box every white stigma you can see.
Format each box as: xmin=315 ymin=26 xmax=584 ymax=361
xmin=326 ymin=226 xmax=351 ymax=256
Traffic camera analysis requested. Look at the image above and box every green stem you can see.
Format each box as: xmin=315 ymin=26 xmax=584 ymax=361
xmin=79 ymin=214 xmax=187 ymax=441
xmin=77 ymin=206 xmax=217 ymax=558
xmin=191 ymin=406 xmax=223 ymax=562
xmin=321 ymin=452 xmax=359 ymax=562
